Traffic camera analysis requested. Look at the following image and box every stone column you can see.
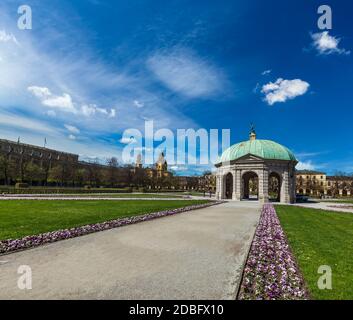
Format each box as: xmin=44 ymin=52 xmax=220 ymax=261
xmin=288 ymin=167 xmax=296 ymax=203
xmin=235 ymin=170 xmax=241 ymax=201
xmin=219 ymin=175 xmax=224 ymax=199
xmin=280 ymin=170 xmax=290 ymax=203
xmin=232 ymin=170 xmax=237 ymax=200
xmin=259 ymin=169 xmax=269 ymax=203
xmin=215 ymin=175 xmax=220 ymax=199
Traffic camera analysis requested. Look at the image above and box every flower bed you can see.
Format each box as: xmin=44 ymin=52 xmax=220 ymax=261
xmin=238 ymin=204 xmax=309 ymax=300
xmin=0 ymin=201 xmax=222 ymax=255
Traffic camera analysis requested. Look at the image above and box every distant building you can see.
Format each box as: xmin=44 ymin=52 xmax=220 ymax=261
xmin=296 ymin=170 xmax=353 ymax=197
xmin=135 ymin=152 xmax=172 ymax=180
xmin=198 ymin=173 xmax=216 ymax=192
xmin=0 ymin=138 xmax=78 ymax=165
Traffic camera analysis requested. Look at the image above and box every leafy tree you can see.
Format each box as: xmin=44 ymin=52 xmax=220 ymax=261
xmin=0 ymin=155 xmax=17 ymax=185
xmin=74 ymin=168 xmax=87 ymax=187
xmin=24 ymin=162 xmax=45 ymax=185
xmin=105 ymin=157 xmax=119 ymax=187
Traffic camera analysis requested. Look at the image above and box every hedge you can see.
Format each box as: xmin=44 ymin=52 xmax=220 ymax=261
xmin=0 ymin=186 xmax=133 ymax=195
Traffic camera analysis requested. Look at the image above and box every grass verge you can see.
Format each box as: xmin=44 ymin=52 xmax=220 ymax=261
xmin=0 ymin=200 xmax=209 ymax=241
xmin=276 ymin=205 xmax=353 ymax=299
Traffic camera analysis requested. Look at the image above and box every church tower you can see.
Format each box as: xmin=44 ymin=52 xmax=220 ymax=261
xmin=156 ymin=152 xmax=167 ymax=177
xmin=135 ymin=153 xmax=142 ymax=169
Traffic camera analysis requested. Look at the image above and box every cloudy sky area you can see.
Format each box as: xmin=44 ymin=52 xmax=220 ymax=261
xmin=0 ymin=0 xmax=352 ymax=175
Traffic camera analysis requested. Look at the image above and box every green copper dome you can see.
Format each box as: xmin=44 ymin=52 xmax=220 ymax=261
xmin=217 ymin=139 xmax=297 ymax=164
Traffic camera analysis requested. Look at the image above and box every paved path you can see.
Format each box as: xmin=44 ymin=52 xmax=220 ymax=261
xmin=0 ymin=201 xmax=261 ymax=300
xmin=292 ymin=201 xmax=353 ymax=213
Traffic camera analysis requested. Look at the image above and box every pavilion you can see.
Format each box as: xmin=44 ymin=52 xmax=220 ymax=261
xmin=215 ymin=127 xmax=297 ymax=203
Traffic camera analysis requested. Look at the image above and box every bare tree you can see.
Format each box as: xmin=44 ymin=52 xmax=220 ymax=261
xmin=105 ymin=157 xmax=119 ymax=187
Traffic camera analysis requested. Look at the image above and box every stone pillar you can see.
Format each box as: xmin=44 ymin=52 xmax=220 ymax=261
xmin=290 ymin=168 xmax=297 ymax=203
xmin=339 ymin=189 xmax=343 ymax=196
xmin=348 ymin=190 xmax=351 ymax=197
xmin=259 ymin=170 xmax=269 ymax=203
xmin=280 ymin=170 xmax=290 ymax=203
xmin=215 ymin=175 xmax=220 ymax=199
xmin=235 ymin=170 xmax=241 ymax=201
xmin=218 ymin=174 xmax=223 ymax=200
xmin=232 ymin=171 xmax=237 ymax=200
xmin=219 ymin=175 xmax=225 ymax=199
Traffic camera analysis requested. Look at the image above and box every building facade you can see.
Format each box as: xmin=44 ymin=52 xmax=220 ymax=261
xmin=296 ymin=170 xmax=353 ymax=197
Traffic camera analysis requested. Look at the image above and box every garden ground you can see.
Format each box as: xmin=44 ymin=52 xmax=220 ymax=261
xmin=0 ymin=199 xmax=208 ymax=241
xmin=276 ymin=205 xmax=353 ymax=300
xmin=0 ymin=201 xmax=260 ymax=299
xmin=1 ymin=193 xmax=184 ymax=199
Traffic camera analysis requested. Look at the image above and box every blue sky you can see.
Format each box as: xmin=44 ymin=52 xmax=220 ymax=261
xmin=0 ymin=0 xmax=352 ymax=175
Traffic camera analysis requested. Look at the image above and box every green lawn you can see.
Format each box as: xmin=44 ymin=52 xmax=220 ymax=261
xmin=0 ymin=200 xmax=209 ymax=241
xmin=15 ymin=193 xmax=183 ymax=198
xmin=276 ymin=205 xmax=353 ymax=300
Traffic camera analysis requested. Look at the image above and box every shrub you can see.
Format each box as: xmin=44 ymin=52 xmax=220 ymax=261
xmin=0 ymin=186 xmax=133 ymax=194
xmin=15 ymin=183 xmax=29 ymax=189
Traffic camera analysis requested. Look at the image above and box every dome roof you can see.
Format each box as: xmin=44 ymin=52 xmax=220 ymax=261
xmin=216 ymin=139 xmax=297 ymax=164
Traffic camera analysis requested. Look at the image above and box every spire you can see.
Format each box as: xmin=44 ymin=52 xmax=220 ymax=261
xmin=135 ymin=153 xmax=142 ymax=168
xmin=249 ymin=123 xmax=256 ymax=141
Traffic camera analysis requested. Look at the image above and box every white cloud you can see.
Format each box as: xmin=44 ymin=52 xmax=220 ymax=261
xmin=311 ymin=31 xmax=350 ymax=55
xmin=170 ymin=165 xmax=188 ymax=171
xmin=43 ymin=93 xmax=75 ymax=111
xmin=80 ymin=104 xmax=116 ymax=118
xmin=261 ymin=78 xmax=310 ymax=105
xmin=45 ymin=110 xmax=57 ymax=117
xmin=133 ymin=100 xmax=144 ymax=108
xmin=27 ymin=86 xmax=51 ymax=99
xmin=0 ymin=112 xmax=56 ymax=134
xmin=28 ymin=86 xmax=76 ymax=113
xmin=261 ymin=69 xmax=271 ymax=75
xmin=0 ymin=29 xmax=19 ymax=45
xmin=68 ymin=134 xmax=76 ymax=140
xmin=64 ymin=124 xmax=80 ymax=134
xmin=0 ymin=7 xmax=197 ymax=157
xmin=147 ymin=48 xmax=225 ymax=98
xmin=81 ymin=104 xmax=96 ymax=117
xmin=120 ymin=137 xmax=137 ymax=144
xmin=296 ymin=161 xmax=316 ymax=171
xmin=109 ymin=108 xmax=116 ymax=118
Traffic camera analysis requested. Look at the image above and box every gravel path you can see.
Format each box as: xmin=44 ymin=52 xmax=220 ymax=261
xmin=0 ymin=201 xmax=261 ymax=300
xmin=292 ymin=201 xmax=353 ymax=213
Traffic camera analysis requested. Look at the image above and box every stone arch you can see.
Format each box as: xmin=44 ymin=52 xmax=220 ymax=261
xmin=224 ymin=172 xmax=233 ymax=199
xmin=242 ymin=171 xmax=259 ymax=200
xmin=269 ymin=171 xmax=281 ymax=202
